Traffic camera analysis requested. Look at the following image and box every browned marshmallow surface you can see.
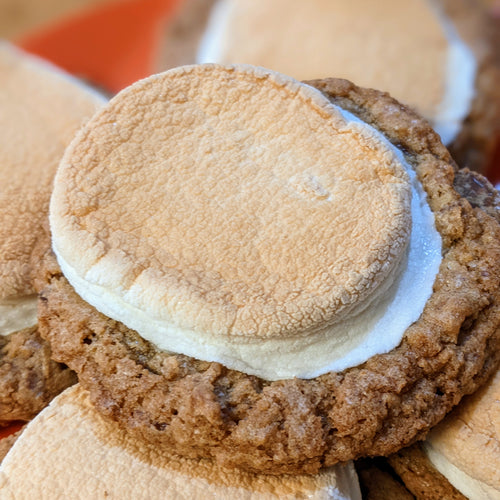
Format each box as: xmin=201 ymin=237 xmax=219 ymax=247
xmin=0 ymin=42 xmax=104 ymax=301
xmin=49 ymin=64 xmax=416 ymax=379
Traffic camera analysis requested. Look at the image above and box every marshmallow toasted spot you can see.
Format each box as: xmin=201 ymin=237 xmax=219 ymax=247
xmin=0 ymin=42 xmax=105 ymax=301
xmin=0 ymin=384 xmax=362 ymax=499
xmin=50 ymin=64 xmax=442 ymax=380
xmin=424 ymin=369 xmax=500 ymax=498
xmin=198 ymin=0 xmax=476 ymax=145
xmin=0 ymin=295 xmax=38 ymax=337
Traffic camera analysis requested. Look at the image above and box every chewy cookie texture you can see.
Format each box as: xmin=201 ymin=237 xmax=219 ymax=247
xmin=35 ymin=66 xmax=500 ymax=476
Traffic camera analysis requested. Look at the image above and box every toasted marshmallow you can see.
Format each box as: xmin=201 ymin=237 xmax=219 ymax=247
xmin=197 ymin=0 xmax=476 ymax=145
xmin=0 ymin=295 xmax=38 ymax=337
xmin=0 ymin=384 xmax=362 ymax=499
xmin=50 ymin=64 xmax=442 ymax=380
xmin=423 ymin=369 xmax=500 ymax=499
xmin=0 ymin=42 xmax=105 ymax=318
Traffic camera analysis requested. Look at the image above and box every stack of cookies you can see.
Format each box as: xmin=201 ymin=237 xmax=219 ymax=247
xmin=0 ymin=1 xmax=499 ymax=498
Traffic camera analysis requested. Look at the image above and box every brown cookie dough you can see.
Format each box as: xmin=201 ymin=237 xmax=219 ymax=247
xmin=36 ymin=78 xmax=500 ymax=475
xmin=356 ymin=458 xmax=415 ymax=500
xmin=0 ymin=326 xmax=76 ymax=426
xmin=387 ymin=444 xmax=468 ymax=500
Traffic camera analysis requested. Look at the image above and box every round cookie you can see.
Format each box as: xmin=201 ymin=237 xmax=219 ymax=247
xmin=37 ymin=67 xmax=500 ymax=474
xmin=0 ymin=42 xmax=105 ymax=426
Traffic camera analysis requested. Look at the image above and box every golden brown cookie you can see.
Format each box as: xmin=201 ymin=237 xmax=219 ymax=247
xmin=361 ymin=174 xmax=500 ymax=499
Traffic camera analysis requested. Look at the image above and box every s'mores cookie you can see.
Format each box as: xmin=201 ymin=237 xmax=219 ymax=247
xmin=29 ymin=65 xmax=500 ymax=477
xmin=0 ymin=42 xmax=105 ymax=426
xmin=161 ymin=0 xmax=500 ymax=174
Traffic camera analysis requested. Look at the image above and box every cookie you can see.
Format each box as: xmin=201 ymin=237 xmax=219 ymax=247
xmin=37 ymin=67 xmax=500 ymax=474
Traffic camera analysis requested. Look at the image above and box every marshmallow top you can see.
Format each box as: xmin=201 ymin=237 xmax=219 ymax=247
xmin=198 ymin=0 xmax=476 ymax=145
xmin=50 ymin=64 xmax=441 ymax=379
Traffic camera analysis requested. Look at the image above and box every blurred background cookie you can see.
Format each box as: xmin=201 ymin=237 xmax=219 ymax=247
xmin=0 ymin=43 xmax=105 ymax=428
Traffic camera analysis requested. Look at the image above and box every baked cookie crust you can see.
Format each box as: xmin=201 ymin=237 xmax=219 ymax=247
xmin=36 ymin=78 xmax=500 ymax=475
xmin=0 ymin=326 xmax=76 ymax=426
